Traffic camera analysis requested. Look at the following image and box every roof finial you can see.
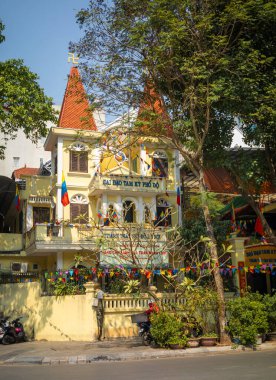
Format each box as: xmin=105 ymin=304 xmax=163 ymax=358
xmin=68 ymin=52 xmax=79 ymax=65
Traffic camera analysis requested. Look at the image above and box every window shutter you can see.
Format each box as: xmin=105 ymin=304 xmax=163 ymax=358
xmin=70 ymin=152 xmax=78 ymax=171
xmin=79 ymin=152 xmax=88 ymax=172
xmin=70 ymin=204 xmax=88 ymax=224
xmin=70 ymin=152 xmax=88 ymax=172
xmin=80 ymin=204 xmax=88 ymax=224
xmin=70 ymin=204 xmax=79 ymax=223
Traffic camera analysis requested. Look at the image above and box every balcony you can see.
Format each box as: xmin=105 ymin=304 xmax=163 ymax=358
xmin=89 ymin=173 xmax=170 ymax=196
xmin=24 ymin=224 xmax=98 ymax=255
xmin=0 ymin=233 xmax=23 ymax=253
xmin=24 ymin=224 xmax=168 ymax=261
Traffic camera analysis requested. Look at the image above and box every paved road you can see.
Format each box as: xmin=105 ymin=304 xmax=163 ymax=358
xmin=0 ymin=350 xmax=275 ymax=380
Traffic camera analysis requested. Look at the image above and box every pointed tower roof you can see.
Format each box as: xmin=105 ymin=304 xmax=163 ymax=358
xmin=58 ymin=67 xmax=97 ymax=130
xmin=138 ymin=82 xmax=166 ymax=117
xmin=137 ymin=82 xmax=171 ymax=135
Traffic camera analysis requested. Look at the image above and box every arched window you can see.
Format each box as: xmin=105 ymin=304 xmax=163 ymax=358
xmin=123 ymin=200 xmax=136 ymax=223
xmin=69 ymin=143 xmax=88 ymax=173
xmin=152 ymin=150 xmax=168 ymax=178
xmin=156 ymin=198 xmax=171 ymax=227
xmin=70 ymin=194 xmax=89 ymax=224
xmin=144 ymin=205 xmax=151 ymax=224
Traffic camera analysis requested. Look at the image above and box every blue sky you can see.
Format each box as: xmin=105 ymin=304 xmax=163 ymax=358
xmin=0 ymin=0 xmax=89 ymax=105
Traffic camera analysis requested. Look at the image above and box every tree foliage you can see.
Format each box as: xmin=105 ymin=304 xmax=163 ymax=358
xmin=73 ymin=0 xmax=275 ymax=343
xmin=0 ymin=20 xmax=57 ymax=159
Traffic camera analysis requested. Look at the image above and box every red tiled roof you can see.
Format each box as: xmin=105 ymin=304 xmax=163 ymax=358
xmin=12 ymin=167 xmax=40 ymax=179
xmin=137 ymin=83 xmax=171 ymax=135
xmin=58 ymin=67 xmax=97 ymax=131
xmin=203 ymin=168 xmax=276 ymax=195
xmin=203 ymin=168 xmax=239 ymax=194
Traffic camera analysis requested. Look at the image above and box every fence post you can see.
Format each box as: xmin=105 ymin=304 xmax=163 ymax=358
xmin=85 ymin=281 xmax=100 ymax=341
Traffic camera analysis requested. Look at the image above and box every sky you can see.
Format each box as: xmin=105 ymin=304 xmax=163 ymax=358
xmin=0 ymin=0 xmax=89 ymax=105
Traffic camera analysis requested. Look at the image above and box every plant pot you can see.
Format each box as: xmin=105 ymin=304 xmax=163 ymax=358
xmin=200 ymin=337 xmax=217 ymax=346
xmin=169 ymin=344 xmax=185 ymax=349
xmin=187 ymin=338 xmax=200 ymax=348
xmin=267 ymin=332 xmax=276 ymax=341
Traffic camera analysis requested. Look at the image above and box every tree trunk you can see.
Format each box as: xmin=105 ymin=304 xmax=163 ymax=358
xmin=241 ymin=191 xmax=276 ymax=243
xmin=198 ymin=167 xmax=231 ymax=345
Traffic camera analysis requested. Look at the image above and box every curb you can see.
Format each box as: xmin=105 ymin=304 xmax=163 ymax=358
xmin=1 ymin=342 xmax=275 ymax=366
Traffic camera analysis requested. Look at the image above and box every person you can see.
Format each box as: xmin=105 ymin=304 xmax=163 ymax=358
xmin=145 ymin=301 xmax=159 ymax=321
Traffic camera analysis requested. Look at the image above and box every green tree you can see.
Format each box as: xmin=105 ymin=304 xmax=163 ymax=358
xmin=0 ymin=20 xmax=57 ymax=159
xmin=73 ymin=0 xmax=275 ymax=344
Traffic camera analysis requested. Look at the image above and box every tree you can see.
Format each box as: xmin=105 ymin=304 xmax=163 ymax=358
xmin=0 ymin=20 xmax=57 ymax=159
xmin=73 ymin=0 xmax=275 ymax=344
xmin=73 ymin=206 xmax=232 ymax=303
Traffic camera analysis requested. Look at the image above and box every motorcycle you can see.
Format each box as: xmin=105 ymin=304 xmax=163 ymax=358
xmin=137 ymin=321 xmax=154 ymax=346
xmin=0 ymin=316 xmax=10 ymax=342
xmin=2 ymin=316 xmax=27 ymax=345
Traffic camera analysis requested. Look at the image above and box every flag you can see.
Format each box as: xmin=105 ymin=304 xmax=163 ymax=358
xmin=176 ymin=187 xmax=181 ymax=206
xmin=255 ymin=216 xmax=264 ymax=236
xmin=14 ymin=185 xmax=20 ymax=211
xmin=231 ymin=203 xmax=236 ymax=231
xmin=61 ymin=172 xmax=70 ymax=206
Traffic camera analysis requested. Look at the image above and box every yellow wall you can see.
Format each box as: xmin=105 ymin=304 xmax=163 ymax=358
xmin=0 ymin=233 xmax=22 ymax=252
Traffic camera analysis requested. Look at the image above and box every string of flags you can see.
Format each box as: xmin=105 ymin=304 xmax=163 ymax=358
xmin=44 ymin=262 xmax=276 ymax=283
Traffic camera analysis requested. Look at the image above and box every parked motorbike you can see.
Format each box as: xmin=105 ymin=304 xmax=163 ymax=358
xmin=2 ymin=316 xmax=27 ymax=345
xmin=0 ymin=316 xmax=10 ymax=342
xmin=137 ymin=321 xmax=154 ymax=346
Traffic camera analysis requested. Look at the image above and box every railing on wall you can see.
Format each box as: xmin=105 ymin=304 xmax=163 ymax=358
xmin=0 ymin=271 xmax=40 ymax=284
xmin=103 ymin=293 xmax=185 ymax=311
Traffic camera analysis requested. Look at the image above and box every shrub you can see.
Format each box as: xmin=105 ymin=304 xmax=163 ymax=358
xmin=262 ymin=294 xmax=276 ymax=332
xmin=150 ymin=311 xmax=185 ymax=348
xmin=226 ymin=294 xmax=269 ymax=346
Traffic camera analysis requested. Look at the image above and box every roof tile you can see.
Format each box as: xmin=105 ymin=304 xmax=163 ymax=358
xmin=58 ymin=67 xmax=97 ymax=131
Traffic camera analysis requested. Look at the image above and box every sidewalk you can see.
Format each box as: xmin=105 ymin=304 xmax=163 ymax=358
xmin=0 ymin=338 xmax=275 ymax=366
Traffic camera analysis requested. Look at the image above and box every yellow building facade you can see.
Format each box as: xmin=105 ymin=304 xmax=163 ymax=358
xmin=0 ymin=67 xmax=182 ymax=278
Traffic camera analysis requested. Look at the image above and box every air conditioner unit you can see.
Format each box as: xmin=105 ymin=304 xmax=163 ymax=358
xmin=11 ymin=262 xmax=28 ymax=273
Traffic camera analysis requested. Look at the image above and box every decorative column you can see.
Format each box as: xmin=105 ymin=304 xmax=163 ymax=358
xmin=150 ymin=196 xmax=157 ymax=222
xmin=102 ymin=194 xmax=108 ymax=218
xmin=85 ymin=281 xmax=100 ymax=342
xmin=137 ymin=196 xmax=143 ymax=223
xmin=56 ymin=251 xmax=63 ymax=270
xmin=115 ymin=195 xmax=122 ymax=222
xmin=228 ymin=237 xmax=247 ymax=295
xmin=140 ymin=145 xmax=147 ymax=176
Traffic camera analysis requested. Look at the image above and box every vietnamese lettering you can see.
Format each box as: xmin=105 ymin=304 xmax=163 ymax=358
xmin=103 ymin=179 xmax=159 ymax=189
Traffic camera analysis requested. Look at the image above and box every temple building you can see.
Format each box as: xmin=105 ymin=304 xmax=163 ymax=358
xmin=0 ymin=66 xmax=181 ymax=281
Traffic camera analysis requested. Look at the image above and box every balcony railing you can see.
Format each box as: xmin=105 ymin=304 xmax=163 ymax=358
xmin=0 ymin=233 xmax=23 ymax=252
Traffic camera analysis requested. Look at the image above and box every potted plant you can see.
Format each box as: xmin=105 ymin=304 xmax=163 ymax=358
xmin=167 ymin=335 xmax=188 ymax=349
xmin=200 ymin=332 xmax=218 ymax=346
xmin=187 ymin=337 xmax=200 ymax=348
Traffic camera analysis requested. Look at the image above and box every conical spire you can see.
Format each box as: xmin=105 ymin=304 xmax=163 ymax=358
xmin=138 ymin=82 xmax=166 ymax=117
xmin=58 ymin=67 xmax=97 ymax=130
xmin=137 ymin=82 xmax=171 ymax=135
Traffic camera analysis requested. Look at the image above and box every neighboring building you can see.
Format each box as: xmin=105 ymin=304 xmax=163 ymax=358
xmin=0 ymin=67 xmax=181 ymax=280
xmin=0 ymin=105 xmax=60 ymax=178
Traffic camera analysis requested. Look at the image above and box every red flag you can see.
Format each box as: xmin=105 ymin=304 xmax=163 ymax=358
xmin=254 ymin=216 xmax=264 ymax=236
